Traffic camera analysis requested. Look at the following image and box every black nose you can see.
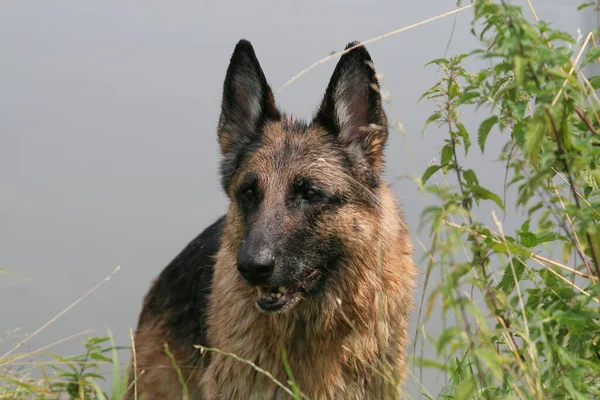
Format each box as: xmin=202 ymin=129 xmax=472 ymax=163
xmin=237 ymin=247 xmax=275 ymax=286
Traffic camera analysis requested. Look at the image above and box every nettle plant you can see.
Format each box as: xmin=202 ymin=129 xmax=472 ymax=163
xmin=416 ymin=1 xmax=600 ymax=399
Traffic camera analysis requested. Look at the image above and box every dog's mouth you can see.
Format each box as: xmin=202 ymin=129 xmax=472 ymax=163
xmin=255 ymin=269 xmax=322 ymax=313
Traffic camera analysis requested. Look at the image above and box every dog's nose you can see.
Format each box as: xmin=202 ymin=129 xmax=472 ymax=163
xmin=237 ymin=247 xmax=275 ymax=286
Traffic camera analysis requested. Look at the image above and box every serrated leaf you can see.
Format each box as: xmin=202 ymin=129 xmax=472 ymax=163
xmin=422 ymin=112 xmax=441 ymax=133
xmin=578 ymin=2 xmax=595 ymax=10
xmin=534 ymin=232 xmax=561 ymax=244
xmin=441 ymin=144 xmax=454 ymax=165
xmin=519 ymin=231 xmax=537 ymax=248
xmin=418 ymin=83 xmax=443 ymax=103
xmin=422 ymin=165 xmax=443 ymax=185
xmin=554 ymin=310 xmax=600 ymax=332
xmin=457 ymin=90 xmax=480 ymax=105
xmin=424 ymin=58 xmax=449 ymax=67
xmin=589 ymin=76 xmax=600 ymax=90
xmin=471 ymin=184 xmax=505 ymax=211
xmin=463 ymin=168 xmax=479 ymax=187
xmin=582 ymin=47 xmax=600 ymax=67
xmin=520 ymin=219 xmax=531 ymax=234
xmin=546 ymin=30 xmax=576 ymax=44
xmin=455 ymin=121 xmax=471 ymax=155
xmin=497 ymin=257 xmax=526 ymax=294
xmin=580 ymin=169 xmax=600 ymax=191
xmin=478 ymin=115 xmax=498 ymax=152
xmin=512 ymin=121 xmax=526 ymax=149
xmin=493 ymin=243 xmax=530 ymax=259
xmin=449 ymin=82 xmax=459 ymax=100
xmin=517 ymin=225 xmax=562 ymax=248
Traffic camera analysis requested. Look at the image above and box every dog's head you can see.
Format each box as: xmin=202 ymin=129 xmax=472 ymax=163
xmin=217 ymin=40 xmax=388 ymax=313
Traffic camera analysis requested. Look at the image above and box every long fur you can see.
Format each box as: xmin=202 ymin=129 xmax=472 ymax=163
xmin=126 ymin=40 xmax=416 ymax=400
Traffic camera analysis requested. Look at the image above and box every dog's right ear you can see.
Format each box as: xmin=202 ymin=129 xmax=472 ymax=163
xmin=313 ymin=42 xmax=388 ymax=179
xmin=217 ymin=40 xmax=279 ymax=156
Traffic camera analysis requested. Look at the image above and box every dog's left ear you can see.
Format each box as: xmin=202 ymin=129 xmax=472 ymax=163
xmin=218 ymin=39 xmax=279 ymax=156
xmin=313 ymin=42 xmax=388 ymax=173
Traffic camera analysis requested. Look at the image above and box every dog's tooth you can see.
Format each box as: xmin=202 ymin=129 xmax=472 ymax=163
xmin=275 ymin=292 xmax=282 ymax=298
xmin=278 ymin=286 xmax=286 ymax=294
xmin=257 ymin=287 xmax=263 ymax=296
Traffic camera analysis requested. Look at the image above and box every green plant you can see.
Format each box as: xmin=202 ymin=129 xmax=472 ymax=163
xmin=0 ymin=333 xmax=130 ymax=400
xmin=415 ymin=1 xmax=600 ymax=399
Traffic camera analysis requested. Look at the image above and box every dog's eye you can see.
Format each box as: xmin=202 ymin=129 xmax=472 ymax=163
xmin=303 ymin=189 xmax=317 ymax=201
xmin=302 ymin=188 xmax=324 ymax=203
xmin=242 ymin=188 xmax=254 ymax=199
xmin=237 ymin=173 xmax=259 ymax=205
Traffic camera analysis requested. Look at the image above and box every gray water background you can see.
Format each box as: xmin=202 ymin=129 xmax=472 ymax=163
xmin=0 ymin=1 xmax=590 ymax=397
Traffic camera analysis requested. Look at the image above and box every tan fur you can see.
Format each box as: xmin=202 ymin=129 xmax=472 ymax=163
xmin=127 ymin=119 xmax=416 ymax=399
xmin=201 ymin=182 xmax=415 ymax=399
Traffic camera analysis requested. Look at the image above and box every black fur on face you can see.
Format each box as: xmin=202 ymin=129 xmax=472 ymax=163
xmin=217 ymin=40 xmax=389 ymax=312
xmin=233 ymin=156 xmax=348 ymax=313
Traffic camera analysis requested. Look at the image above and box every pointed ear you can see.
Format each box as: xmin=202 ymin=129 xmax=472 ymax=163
xmin=217 ymin=39 xmax=279 ymax=156
xmin=313 ymin=41 xmax=388 ymax=172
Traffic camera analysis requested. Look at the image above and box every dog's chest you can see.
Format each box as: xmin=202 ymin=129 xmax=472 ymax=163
xmin=202 ymin=353 xmax=356 ymax=400
xmin=201 ymin=321 xmax=379 ymax=400
xmin=202 ymin=280 xmax=390 ymax=399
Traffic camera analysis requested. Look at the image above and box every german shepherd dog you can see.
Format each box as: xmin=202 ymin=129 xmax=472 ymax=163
xmin=127 ymin=39 xmax=416 ymax=399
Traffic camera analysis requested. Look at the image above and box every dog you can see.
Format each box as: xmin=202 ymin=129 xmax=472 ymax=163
xmin=126 ymin=39 xmax=416 ymax=399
